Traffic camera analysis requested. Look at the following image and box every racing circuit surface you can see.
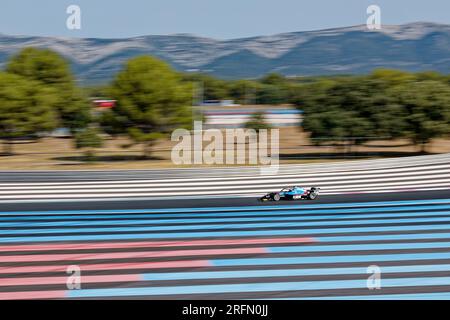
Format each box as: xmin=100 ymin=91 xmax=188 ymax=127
xmin=1 ymin=155 xmax=450 ymax=300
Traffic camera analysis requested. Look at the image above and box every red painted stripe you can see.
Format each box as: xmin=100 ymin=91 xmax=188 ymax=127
xmin=0 ymin=247 xmax=267 ymax=263
xmin=0 ymin=290 xmax=65 ymax=300
xmin=0 ymin=260 xmax=210 ymax=274
xmin=0 ymin=237 xmax=315 ymax=252
xmin=0 ymin=274 xmax=141 ymax=287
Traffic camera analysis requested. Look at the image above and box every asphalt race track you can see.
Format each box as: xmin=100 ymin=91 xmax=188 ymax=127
xmin=0 ymin=189 xmax=448 ymax=212
xmin=1 ymin=189 xmax=450 ymax=299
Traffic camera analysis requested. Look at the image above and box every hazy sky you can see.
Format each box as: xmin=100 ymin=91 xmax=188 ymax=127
xmin=1 ymin=0 xmax=449 ymax=39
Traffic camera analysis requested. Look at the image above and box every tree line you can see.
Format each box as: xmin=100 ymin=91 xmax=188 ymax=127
xmin=1 ymin=47 xmax=449 ymax=159
xmin=0 ymin=48 xmax=91 ymax=154
xmin=184 ymin=70 xmax=450 ymax=152
xmin=0 ymin=48 xmax=193 ymax=158
xmin=291 ymin=70 xmax=450 ymax=152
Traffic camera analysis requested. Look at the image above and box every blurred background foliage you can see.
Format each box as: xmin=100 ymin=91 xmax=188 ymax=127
xmin=0 ymin=47 xmax=449 ymax=158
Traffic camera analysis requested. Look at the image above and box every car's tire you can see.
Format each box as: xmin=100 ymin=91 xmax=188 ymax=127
xmin=308 ymin=187 xmax=319 ymax=200
xmin=308 ymin=192 xmax=318 ymax=200
xmin=272 ymin=193 xmax=281 ymax=201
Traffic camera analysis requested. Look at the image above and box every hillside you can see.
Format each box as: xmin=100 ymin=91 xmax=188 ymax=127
xmin=0 ymin=22 xmax=449 ymax=83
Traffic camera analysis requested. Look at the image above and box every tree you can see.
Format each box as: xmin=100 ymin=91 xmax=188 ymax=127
xmin=256 ymin=73 xmax=293 ymax=105
xmin=293 ymin=78 xmax=377 ymax=148
xmin=97 ymin=110 xmax=128 ymax=138
xmin=260 ymin=73 xmax=287 ymax=86
xmin=74 ymin=128 xmax=104 ymax=161
xmin=6 ymin=47 xmax=91 ymax=132
xmin=228 ymin=80 xmax=260 ymax=105
xmin=392 ymin=80 xmax=450 ymax=152
xmin=292 ymin=70 xmax=450 ymax=153
xmin=292 ymin=73 xmax=418 ymax=148
xmin=106 ymin=55 xmax=193 ymax=158
xmin=0 ymin=73 xmax=58 ymax=155
xmin=303 ymin=109 xmax=373 ymax=151
xmin=182 ymin=73 xmax=230 ymax=101
xmin=244 ymin=112 xmax=271 ymax=132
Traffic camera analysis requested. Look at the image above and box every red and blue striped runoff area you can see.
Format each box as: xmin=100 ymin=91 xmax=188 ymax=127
xmin=2 ymin=199 xmax=450 ymax=299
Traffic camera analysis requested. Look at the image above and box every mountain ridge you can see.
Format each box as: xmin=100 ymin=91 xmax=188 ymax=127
xmin=0 ymin=22 xmax=449 ymax=84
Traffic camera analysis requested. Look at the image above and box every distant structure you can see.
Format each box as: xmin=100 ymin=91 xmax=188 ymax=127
xmin=92 ymin=99 xmax=116 ymax=109
xmin=200 ymin=100 xmax=240 ymax=107
xmin=199 ymin=105 xmax=303 ymax=129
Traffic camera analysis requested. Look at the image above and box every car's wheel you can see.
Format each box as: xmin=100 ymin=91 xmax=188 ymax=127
xmin=308 ymin=192 xmax=318 ymax=200
xmin=272 ymin=193 xmax=281 ymax=201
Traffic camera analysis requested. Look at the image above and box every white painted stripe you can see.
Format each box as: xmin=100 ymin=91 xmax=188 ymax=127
xmin=1 ymin=163 xmax=450 ymax=187
xmin=0 ymin=168 xmax=449 ymax=190
xmin=0 ymin=154 xmax=448 ymax=202
xmin=0 ymin=176 xmax=449 ymax=195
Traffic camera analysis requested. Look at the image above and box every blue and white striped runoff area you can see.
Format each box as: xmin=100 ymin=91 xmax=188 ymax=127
xmin=2 ymin=198 xmax=450 ymax=299
xmin=0 ymin=153 xmax=449 ymax=202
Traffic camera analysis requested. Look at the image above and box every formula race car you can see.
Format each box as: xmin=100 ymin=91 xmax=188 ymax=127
xmin=259 ymin=186 xmax=320 ymax=202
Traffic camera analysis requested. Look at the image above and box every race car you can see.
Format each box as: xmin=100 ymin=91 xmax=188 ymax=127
xmin=259 ymin=186 xmax=320 ymax=202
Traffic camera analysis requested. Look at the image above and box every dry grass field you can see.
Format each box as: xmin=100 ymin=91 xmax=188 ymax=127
xmin=0 ymin=127 xmax=449 ymax=170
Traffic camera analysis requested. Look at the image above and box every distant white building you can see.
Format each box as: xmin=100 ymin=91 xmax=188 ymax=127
xmin=200 ymin=100 xmax=240 ymax=107
xmin=201 ymin=106 xmax=303 ymax=129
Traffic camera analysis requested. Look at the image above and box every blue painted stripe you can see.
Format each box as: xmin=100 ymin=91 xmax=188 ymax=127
xmin=321 ymin=232 xmax=450 ymax=242
xmin=142 ymin=264 xmax=450 ymax=281
xmin=265 ymin=291 xmax=450 ymax=300
xmin=297 ymin=292 xmax=450 ymax=300
xmin=3 ymin=207 xmax=450 ymax=228
xmin=1 ymin=203 xmax=450 ymax=223
xmin=3 ymin=215 xmax=450 ymax=236
xmin=2 ymin=198 xmax=450 ymax=216
xmin=67 ymin=276 xmax=450 ymax=298
xmin=212 ymin=252 xmax=450 ymax=267
xmin=269 ymin=242 xmax=450 ymax=253
xmin=3 ymin=222 xmax=450 ymax=243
